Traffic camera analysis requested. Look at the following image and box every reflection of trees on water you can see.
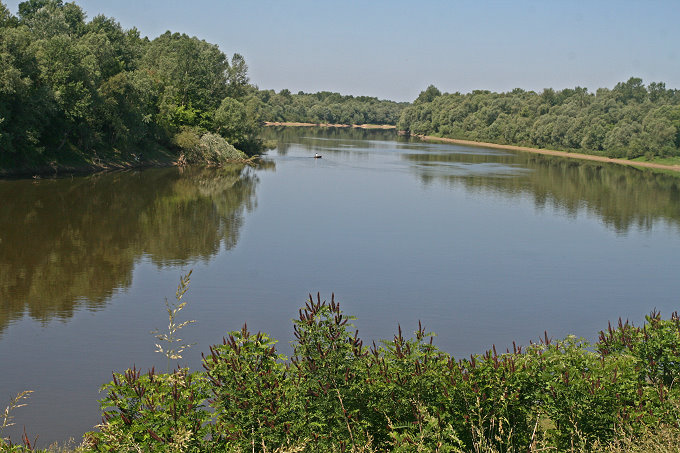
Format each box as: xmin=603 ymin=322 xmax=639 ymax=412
xmin=263 ymin=127 xmax=680 ymax=233
xmin=0 ymin=164 xmax=267 ymax=333
xmin=141 ymin=166 xmax=260 ymax=266
xmin=404 ymin=151 xmax=680 ymax=233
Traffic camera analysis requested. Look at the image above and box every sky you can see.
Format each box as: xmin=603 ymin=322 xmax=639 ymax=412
xmin=4 ymin=0 xmax=679 ymax=102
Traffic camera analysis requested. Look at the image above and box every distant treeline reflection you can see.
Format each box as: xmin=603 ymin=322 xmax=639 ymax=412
xmin=265 ymin=126 xmax=680 ymax=233
xmin=0 ymin=164 xmax=268 ymax=332
xmin=405 ymin=150 xmax=680 ymax=233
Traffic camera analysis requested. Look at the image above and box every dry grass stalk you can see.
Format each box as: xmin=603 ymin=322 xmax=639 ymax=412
xmin=1 ymin=390 xmax=33 ymax=443
xmin=151 ymin=270 xmax=196 ymax=371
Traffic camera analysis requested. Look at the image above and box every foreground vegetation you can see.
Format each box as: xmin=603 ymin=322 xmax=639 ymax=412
xmin=5 ymin=286 xmax=680 ymax=452
xmin=398 ymin=81 xmax=680 ymax=162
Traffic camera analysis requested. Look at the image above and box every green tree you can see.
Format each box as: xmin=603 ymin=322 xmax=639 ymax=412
xmin=613 ymin=77 xmax=647 ymax=104
xmin=226 ymin=52 xmax=249 ymax=99
xmin=18 ymin=0 xmax=83 ymax=39
xmin=0 ymin=24 xmax=54 ymax=163
xmin=214 ymin=97 xmax=247 ymax=142
xmin=141 ymin=31 xmax=228 ymax=131
xmin=0 ymin=1 xmax=17 ymax=27
xmin=415 ymin=84 xmax=442 ymax=104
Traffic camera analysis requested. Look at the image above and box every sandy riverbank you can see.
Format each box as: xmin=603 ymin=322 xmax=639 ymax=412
xmin=415 ymin=135 xmax=680 ymax=173
xmin=264 ymin=122 xmax=396 ymax=129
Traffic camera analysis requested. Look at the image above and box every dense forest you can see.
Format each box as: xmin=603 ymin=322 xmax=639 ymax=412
xmin=255 ymin=89 xmax=406 ymax=125
xmin=0 ymin=0 xmax=263 ymax=170
xmin=398 ymin=81 xmax=680 ymax=160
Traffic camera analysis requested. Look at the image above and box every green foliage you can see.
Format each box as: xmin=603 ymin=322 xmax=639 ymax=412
xmin=518 ymin=336 xmax=639 ymax=449
xmin=399 ymin=77 xmax=680 ymax=160
xmin=387 ymin=403 xmax=464 ymax=452
xmin=176 ymin=131 xmax=246 ymax=165
xmin=257 ymin=89 xmax=407 ymax=126
xmin=87 ymin=287 xmax=680 ymax=452
xmin=172 ymin=126 xmax=201 ymax=153
xmin=141 ymin=31 xmax=228 ymax=116
xmin=214 ymin=96 xmax=253 ymax=147
xmin=202 ymin=325 xmax=289 ymax=450
xmin=414 ymin=84 xmax=442 ymax=104
xmin=88 ymin=367 xmax=212 ymax=452
xmin=592 ymin=420 xmax=680 ymax=453
xmin=226 ymin=53 xmax=249 ymax=99
xmin=597 ymin=311 xmax=680 ymax=394
xmin=287 ymin=294 xmax=367 ymax=450
xmin=0 ymin=1 xmax=17 ymax=27
xmin=0 ymin=0 xmax=264 ymax=172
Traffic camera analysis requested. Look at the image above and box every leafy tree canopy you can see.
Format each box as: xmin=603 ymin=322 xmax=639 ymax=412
xmin=398 ymin=77 xmax=680 ymax=160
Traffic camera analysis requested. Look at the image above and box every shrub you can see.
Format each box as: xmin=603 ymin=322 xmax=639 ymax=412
xmin=172 ymin=127 xmax=201 ymax=152
xmin=87 ymin=367 xmax=211 ymax=452
xmin=174 ymin=129 xmax=247 ymax=165
xmin=87 ymin=294 xmax=680 ymax=452
xmin=195 ymin=132 xmax=247 ymax=164
xmin=202 ymin=325 xmax=289 ymax=450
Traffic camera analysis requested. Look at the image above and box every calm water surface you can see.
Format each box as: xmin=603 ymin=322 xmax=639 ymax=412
xmin=1 ymin=128 xmax=680 ymax=446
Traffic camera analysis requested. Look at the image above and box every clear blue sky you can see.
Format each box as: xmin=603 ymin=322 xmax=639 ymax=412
xmin=4 ymin=0 xmax=679 ymax=101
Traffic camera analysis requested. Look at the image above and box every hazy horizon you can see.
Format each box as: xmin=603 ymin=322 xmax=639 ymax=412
xmin=3 ymin=0 xmax=679 ymax=102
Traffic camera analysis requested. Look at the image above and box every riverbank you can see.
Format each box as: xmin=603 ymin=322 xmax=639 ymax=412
xmin=0 ymin=145 xmax=179 ymax=179
xmin=414 ymin=134 xmax=680 ymax=173
xmin=0 ymin=147 xmax=259 ymax=179
xmin=264 ymin=121 xmax=396 ymax=129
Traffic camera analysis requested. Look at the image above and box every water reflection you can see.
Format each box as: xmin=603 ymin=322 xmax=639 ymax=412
xmin=403 ymin=150 xmax=680 ymax=234
xmin=266 ymin=126 xmax=680 ymax=234
xmin=0 ymin=165 xmax=266 ymax=333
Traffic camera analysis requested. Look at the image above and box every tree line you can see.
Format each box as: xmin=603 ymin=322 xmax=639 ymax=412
xmin=0 ymin=0 xmax=262 ymax=170
xmin=255 ymin=89 xmax=407 ymax=125
xmin=3 ymin=0 xmax=679 ymax=171
xmin=398 ymin=80 xmax=680 ymax=160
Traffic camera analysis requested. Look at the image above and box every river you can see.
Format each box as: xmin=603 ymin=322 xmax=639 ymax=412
xmin=1 ymin=127 xmax=679 ymax=446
